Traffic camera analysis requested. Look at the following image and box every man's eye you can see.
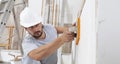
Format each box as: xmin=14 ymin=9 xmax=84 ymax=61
xmin=35 ymin=24 xmax=39 ymax=27
xmin=29 ymin=26 xmax=34 ymax=29
xmin=35 ymin=25 xmax=38 ymax=27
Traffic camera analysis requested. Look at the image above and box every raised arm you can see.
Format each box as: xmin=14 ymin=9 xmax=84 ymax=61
xmin=28 ymin=31 xmax=74 ymax=61
xmin=55 ymin=26 xmax=69 ymax=34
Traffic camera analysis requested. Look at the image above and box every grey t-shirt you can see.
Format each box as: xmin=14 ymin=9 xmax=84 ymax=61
xmin=22 ymin=24 xmax=58 ymax=64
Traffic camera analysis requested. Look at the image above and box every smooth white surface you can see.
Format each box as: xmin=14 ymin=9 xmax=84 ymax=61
xmin=97 ymin=0 xmax=120 ymax=64
xmin=76 ymin=0 xmax=96 ymax=64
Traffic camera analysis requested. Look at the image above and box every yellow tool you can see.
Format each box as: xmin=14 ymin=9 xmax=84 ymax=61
xmin=68 ymin=17 xmax=80 ymax=45
xmin=76 ymin=17 xmax=80 ymax=45
xmin=75 ymin=0 xmax=86 ymax=45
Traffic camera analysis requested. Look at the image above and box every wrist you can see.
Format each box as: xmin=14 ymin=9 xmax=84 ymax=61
xmin=58 ymin=36 xmax=65 ymax=44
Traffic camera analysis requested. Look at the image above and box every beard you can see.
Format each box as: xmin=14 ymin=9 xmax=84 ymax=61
xmin=32 ymin=31 xmax=43 ymax=39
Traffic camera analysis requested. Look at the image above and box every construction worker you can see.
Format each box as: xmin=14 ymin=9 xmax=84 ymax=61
xmin=20 ymin=7 xmax=75 ymax=64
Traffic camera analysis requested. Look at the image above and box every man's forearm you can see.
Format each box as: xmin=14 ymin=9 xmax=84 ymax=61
xmin=28 ymin=37 xmax=64 ymax=61
xmin=55 ymin=26 xmax=69 ymax=34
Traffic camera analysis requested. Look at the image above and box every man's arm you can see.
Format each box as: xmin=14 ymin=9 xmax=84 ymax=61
xmin=55 ymin=26 xmax=69 ymax=34
xmin=28 ymin=31 xmax=74 ymax=61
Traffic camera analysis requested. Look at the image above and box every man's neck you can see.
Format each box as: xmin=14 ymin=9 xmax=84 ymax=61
xmin=38 ymin=31 xmax=46 ymax=40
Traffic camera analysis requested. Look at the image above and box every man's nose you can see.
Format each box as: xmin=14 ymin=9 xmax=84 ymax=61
xmin=34 ymin=27 xmax=41 ymax=32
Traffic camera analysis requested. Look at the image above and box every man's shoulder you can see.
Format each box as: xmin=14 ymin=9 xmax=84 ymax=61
xmin=44 ymin=24 xmax=54 ymax=27
xmin=22 ymin=34 xmax=34 ymax=44
xmin=44 ymin=24 xmax=55 ymax=30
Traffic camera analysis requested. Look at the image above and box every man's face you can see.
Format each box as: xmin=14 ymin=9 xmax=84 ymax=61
xmin=25 ymin=23 xmax=44 ymax=39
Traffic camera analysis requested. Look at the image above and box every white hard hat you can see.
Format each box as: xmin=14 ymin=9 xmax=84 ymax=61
xmin=20 ymin=7 xmax=43 ymax=27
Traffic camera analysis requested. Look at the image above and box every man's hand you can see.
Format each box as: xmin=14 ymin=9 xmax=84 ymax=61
xmin=60 ymin=31 xmax=75 ymax=43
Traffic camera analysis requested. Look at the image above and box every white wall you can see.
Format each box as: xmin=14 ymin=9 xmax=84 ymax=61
xmin=66 ymin=0 xmax=96 ymax=64
xmin=76 ymin=0 xmax=96 ymax=64
xmin=97 ymin=0 xmax=120 ymax=64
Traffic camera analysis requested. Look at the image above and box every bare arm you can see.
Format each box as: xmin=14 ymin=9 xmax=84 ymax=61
xmin=28 ymin=31 xmax=74 ymax=61
xmin=55 ymin=26 xmax=69 ymax=34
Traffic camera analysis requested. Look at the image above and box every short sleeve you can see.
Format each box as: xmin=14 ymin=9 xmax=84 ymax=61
xmin=22 ymin=38 xmax=38 ymax=57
